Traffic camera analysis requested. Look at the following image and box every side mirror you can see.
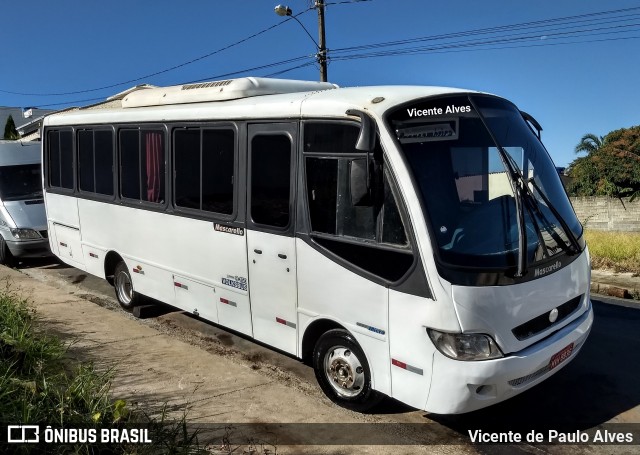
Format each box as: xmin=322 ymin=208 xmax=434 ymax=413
xmin=521 ymin=111 xmax=542 ymax=140
xmin=346 ymin=109 xmax=376 ymax=152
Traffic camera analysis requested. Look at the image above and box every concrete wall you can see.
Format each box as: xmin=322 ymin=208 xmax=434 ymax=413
xmin=570 ymin=196 xmax=640 ymax=232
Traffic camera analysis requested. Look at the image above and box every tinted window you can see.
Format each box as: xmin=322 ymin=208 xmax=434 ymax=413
xmin=0 ymin=164 xmax=42 ymax=201
xmin=48 ymin=129 xmax=73 ymax=189
xmin=174 ymin=129 xmax=200 ymax=210
xmin=303 ymin=122 xmax=412 ymax=282
xmin=251 ymin=134 xmax=291 ymax=228
xmin=304 ymin=123 xmax=360 ymax=154
xmin=78 ymin=129 xmax=114 ymax=196
xmin=306 ymin=156 xmax=407 ymax=246
xmin=120 ymin=130 xmax=140 ymax=199
xmin=202 ymin=129 xmax=234 ymax=214
xmin=174 ymin=128 xmax=235 ymax=215
xmin=119 ymin=129 xmax=165 ymax=203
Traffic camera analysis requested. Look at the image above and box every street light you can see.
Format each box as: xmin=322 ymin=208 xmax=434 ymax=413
xmin=274 ymin=3 xmax=328 ymax=82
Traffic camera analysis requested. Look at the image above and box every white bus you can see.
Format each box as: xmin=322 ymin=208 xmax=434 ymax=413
xmin=42 ymin=77 xmax=593 ymax=414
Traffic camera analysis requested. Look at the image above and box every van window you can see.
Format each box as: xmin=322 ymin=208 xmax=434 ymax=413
xmin=0 ymin=164 xmax=42 ymax=201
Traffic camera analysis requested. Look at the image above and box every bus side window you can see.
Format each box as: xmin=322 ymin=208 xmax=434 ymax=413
xmin=78 ymin=129 xmax=114 ymax=196
xmin=47 ymin=129 xmax=74 ymax=190
xmin=250 ymin=134 xmax=292 ymax=228
xmin=119 ymin=129 xmax=165 ymax=204
xmin=304 ymin=122 xmax=411 ymax=282
xmin=174 ymin=128 xmax=235 ymax=215
xmin=306 ymin=156 xmax=407 ymax=246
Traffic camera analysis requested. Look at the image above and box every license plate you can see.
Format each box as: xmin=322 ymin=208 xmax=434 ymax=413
xmin=549 ymin=343 xmax=574 ymax=370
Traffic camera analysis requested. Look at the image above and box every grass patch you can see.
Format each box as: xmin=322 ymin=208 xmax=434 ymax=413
xmin=583 ymin=230 xmax=640 ymax=275
xmin=0 ymin=285 xmax=207 ymax=454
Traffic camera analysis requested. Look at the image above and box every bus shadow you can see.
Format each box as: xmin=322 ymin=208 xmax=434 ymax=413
xmin=14 ymin=256 xmax=71 ymax=270
xmin=428 ymin=300 xmax=640 ymax=432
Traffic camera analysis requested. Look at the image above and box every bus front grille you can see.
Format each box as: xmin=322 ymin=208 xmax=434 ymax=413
xmin=512 ymin=295 xmax=583 ymax=341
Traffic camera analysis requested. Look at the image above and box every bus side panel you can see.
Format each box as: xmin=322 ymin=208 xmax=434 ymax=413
xmin=51 ymin=224 xmax=86 ymax=270
xmin=46 ymin=192 xmax=86 ymax=269
xmin=296 ymin=240 xmax=391 ymax=396
xmin=81 ymin=244 xmax=108 ymax=279
xmin=388 ymin=289 xmax=435 ymax=410
xmin=75 ymin=199 xmax=250 ymax=324
xmin=45 ymin=193 xmax=81 ymax=228
xmin=173 ymin=275 xmax=218 ymax=323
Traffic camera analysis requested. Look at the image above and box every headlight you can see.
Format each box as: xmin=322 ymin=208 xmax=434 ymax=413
xmin=10 ymin=228 xmax=41 ymax=240
xmin=427 ymin=329 xmax=503 ymax=361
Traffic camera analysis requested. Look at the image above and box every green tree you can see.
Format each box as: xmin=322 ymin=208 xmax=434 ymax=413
xmin=568 ymin=126 xmax=640 ymax=200
xmin=3 ymin=114 xmax=19 ymax=140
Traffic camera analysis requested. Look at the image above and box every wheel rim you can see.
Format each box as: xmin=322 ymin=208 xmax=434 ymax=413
xmin=323 ymin=345 xmax=365 ymax=398
xmin=115 ymin=269 xmax=133 ymax=305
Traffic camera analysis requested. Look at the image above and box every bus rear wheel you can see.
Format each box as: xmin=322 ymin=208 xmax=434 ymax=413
xmin=113 ymin=261 xmax=139 ymax=311
xmin=313 ymin=329 xmax=382 ymax=412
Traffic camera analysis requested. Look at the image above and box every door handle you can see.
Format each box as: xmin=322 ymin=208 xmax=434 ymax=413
xmin=254 ymin=249 xmax=262 ymax=254
xmin=278 ymin=253 xmax=287 ymax=259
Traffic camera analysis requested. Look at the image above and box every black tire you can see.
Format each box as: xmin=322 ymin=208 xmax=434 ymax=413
xmin=0 ymin=236 xmax=14 ymax=267
xmin=113 ymin=261 xmax=140 ymax=311
xmin=313 ymin=329 xmax=382 ymax=412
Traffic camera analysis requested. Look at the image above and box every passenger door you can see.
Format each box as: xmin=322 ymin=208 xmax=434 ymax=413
xmin=246 ymin=123 xmax=298 ymax=355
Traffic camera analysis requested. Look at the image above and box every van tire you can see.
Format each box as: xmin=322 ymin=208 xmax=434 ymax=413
xmin=0 ymin=237 xmax=14 ymax=267
xmin=313 ymin=329 xmax=382 ymax=412
xmin=113 ymin=261 xmax=140 ymax=311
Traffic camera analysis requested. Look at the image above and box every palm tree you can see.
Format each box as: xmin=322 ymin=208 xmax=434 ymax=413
xmin=574 ymin=133 xmax=604 ymax=155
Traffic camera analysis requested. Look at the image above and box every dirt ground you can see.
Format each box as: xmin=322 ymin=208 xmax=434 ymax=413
xmin=2 ymin=264 xmax=475 ymax=455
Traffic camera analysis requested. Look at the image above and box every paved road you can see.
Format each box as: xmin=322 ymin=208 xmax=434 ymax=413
xmin=13 ymin=257 xmax=640 ymax=453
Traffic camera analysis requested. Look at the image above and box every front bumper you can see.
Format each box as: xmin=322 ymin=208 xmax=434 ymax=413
xmin=6 ymin=238 xmax=52 ymax=259
xmin=425 ymin=301 xmax=594 ymax=414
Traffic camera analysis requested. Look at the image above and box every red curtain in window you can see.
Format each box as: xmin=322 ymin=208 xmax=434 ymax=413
xmin=145 ymin=132 xmax=163 ymax=202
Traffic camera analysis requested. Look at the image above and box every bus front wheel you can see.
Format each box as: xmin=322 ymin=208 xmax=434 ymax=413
xmin=313 ymin=329 xmax=382 ymax=412
xmin=113 ymin=261 xmax=139 ymax=311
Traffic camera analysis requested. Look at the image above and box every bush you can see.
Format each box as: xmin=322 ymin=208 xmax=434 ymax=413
xmin=0 ymin=285 xmax=206 ymax=454
xmin=584 ymin=230 xmax=640 ymax=275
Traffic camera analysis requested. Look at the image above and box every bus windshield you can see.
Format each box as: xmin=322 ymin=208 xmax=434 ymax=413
xmin=387 ymin=94 xmax=583 ymax=273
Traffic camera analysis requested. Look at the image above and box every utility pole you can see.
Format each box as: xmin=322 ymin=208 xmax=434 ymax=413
xmin=316 ymin=0 xmax=328 ymax=82
xmin=275 ymin=3 xmax=328 ymax=82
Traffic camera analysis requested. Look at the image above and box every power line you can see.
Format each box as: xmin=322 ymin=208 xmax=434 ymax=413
xmin=0 ymin=9 xmax=314 ymax=97
xmin=0 ymin=1 xmax=370 ymax=98
xmin=186 ymin=56 xmax=313 ymax=84
xmin=331 ymin=34 xmax=640 ymax=62
xmin=8 ymin=5 xmax=640 ymax=107
xmin=331 ymin=6 xmax=640 ymax=54
xmin=330 ymin=21 xmax=640 ymax=60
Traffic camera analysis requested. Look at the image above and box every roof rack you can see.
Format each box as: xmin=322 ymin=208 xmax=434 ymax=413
xmin=122 ymin=77 xmax=338 ymax=108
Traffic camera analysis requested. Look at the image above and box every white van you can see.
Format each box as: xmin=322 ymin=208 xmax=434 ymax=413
xmin=0 ymin=140 xmax=50 ymax=265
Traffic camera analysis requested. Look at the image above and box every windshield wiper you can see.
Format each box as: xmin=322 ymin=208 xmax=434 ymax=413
xmin=469 ymin=97 xmax=528 ymax=277
xmin=522 ymin=176 xmax=581 ymax=255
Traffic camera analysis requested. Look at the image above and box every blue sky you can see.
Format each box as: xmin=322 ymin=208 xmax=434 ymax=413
xmin=2 ymin=0 xmax=639 ymax=167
